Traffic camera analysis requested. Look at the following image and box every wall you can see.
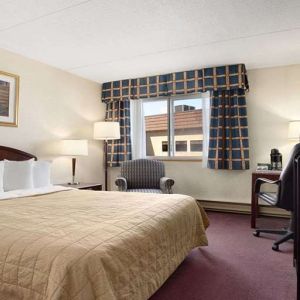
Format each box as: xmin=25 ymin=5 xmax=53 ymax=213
xmin=109 ymin=64 xmax=300 ymax=204
xmin=0 ymin=48 xmax=106 ymax=184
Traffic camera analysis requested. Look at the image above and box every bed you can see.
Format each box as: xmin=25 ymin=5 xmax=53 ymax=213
xmin=0 ymin=146 xmax=209 ymax=300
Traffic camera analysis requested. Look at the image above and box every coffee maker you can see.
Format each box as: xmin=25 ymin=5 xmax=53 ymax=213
xmin=270 ymin=148 xmax=282 ymax=170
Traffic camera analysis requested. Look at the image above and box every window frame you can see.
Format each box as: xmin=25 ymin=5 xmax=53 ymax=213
xmin=143 ymin=93 xmax=204 ymax=161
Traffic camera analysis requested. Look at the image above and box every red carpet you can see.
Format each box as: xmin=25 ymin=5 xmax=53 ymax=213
xmin=150 ymin=212 xmax=296 ymax=300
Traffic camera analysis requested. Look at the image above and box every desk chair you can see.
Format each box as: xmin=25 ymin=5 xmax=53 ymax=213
xmin=253 ymin=143 xmax=300 ymax=251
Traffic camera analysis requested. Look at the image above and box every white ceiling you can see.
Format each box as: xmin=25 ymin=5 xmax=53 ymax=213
xmin=0 ymin=0 xmax=300 ymax=82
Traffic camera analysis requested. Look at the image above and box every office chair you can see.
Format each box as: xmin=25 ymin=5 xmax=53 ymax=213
xmin=253 ymin=143 xmax=300 ymax=251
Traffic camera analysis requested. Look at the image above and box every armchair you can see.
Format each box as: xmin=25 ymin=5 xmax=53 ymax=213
xmin=115 ymin=159 xmax=174 ymax=194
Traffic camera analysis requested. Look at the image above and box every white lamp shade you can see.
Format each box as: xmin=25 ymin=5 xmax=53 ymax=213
xmin=288 ymin=120 xmax=300 ymax=140
xmin=94 ymin=122 xmax=120 ymax=140
xmin=61 ymin=139 xmax=88 ymax=156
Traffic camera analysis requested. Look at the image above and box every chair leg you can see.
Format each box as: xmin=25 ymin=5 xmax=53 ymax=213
xmin=253 ymin=214 xmax=294 ymax=251
xmin=253 ymin=228 xmax=294 ymax=251
xmin=272 ymin=231 xmax=294 ymax=251
xmin=253 ymin=229 xmax=287 ymax=236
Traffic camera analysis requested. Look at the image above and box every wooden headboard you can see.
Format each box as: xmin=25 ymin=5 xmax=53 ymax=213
xmin=0 ymin=146 xmax=37 ymax=161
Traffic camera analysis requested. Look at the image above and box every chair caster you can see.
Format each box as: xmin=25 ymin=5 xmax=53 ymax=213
xmin=272 ymin=244 xmax=279 ymax=251
xmin=253 ymin=231 xmax=260 ymax=237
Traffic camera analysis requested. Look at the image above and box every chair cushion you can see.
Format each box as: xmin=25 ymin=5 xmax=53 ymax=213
xmin=127 ymin=189 xmax=163 ymax=194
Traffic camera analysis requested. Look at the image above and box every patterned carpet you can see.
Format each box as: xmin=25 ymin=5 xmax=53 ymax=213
xmin=150 ymin=212 xmax=296 ymax=300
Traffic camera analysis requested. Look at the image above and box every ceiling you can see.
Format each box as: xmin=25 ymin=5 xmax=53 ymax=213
xmin=1 ymin=0 xmax=300 ymax=83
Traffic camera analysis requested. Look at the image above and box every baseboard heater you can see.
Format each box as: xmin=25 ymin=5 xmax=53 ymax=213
xmin=197 ymin=199 xmax=290 ymax=218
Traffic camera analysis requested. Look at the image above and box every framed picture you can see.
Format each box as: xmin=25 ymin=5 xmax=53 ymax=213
xmin=0 ymin=71 xmax=19 ymax=127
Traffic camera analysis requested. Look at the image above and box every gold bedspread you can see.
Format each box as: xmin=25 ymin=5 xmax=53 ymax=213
xmin=0 ymin=190 xmax=208 ymax=300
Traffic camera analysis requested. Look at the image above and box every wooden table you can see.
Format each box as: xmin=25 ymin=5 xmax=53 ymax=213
xmin=251 ymin=170 xmax=281 ymax=228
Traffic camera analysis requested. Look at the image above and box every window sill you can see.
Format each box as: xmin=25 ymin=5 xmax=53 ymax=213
xmin=146 ymin=156 xmax=202 ymax=162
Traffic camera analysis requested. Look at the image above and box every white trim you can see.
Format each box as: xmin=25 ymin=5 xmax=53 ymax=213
xmin=202 ymin=92 xmax=211 ymax=168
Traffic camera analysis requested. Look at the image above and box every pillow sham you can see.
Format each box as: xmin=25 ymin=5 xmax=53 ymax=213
xmin=3 ymin=159 xmax=34 ymax=191
xmin=0 ymin=161 xmax=4 ymax=192
xmin=33 ymin=160 xmax=52 ymax=188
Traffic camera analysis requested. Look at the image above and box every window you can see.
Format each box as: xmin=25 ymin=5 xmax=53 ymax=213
xmin=144 ymin=100 xmax=168 ymax=157
xmin=140 ymin=94 xmax=207 ymax=159
xmin=176 ymin=141 xmax=187 ymax=152
xmin=190 ymin=140 xmax=203 ymax=152
xmin=172 ymin=97 xmax=203 ymax=157
xmin=162 ymin=141 xmax=168 ymax=152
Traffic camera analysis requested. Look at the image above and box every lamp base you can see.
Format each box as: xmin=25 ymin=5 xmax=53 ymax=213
xmin=68 ymin=182 xmax=80 ymax=185
xmin=70 ymin=161 xmax=79 ymax=185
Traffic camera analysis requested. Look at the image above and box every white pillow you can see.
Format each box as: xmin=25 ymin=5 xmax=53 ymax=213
xmin=33 ymin=161 xmax=52 ymax=188
xmin=0 ymin=161 xmax=4 ymax=192
xmin=3 ymin=159 xmax=34 ymax=191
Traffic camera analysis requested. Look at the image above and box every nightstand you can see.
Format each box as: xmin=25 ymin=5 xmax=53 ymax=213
xmin=58 ymin=183 xmax=102 ymax=191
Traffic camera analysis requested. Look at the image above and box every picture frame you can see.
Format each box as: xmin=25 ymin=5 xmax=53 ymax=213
xmin=0 ymin=71 xmax=19 ymax=127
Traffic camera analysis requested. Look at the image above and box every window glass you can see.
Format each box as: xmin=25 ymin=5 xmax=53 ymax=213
xmin=162 ymin=141 xmax=168 ymax=152
xmin=144 ymin=100 xmax=168 ymax=156
xmin=172 ymin=97 xmax=202 ymax=157
xmin=176 ymin=141 xmax=187 ymax=152
xmin=190 ymin=140 xmax=203 ymax=152
xmin=140 ymin=95 xmax=204 ymax=159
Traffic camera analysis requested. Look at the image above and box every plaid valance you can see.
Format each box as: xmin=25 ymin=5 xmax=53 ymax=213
xmin=102 ymin=64 xmax=248 ymax=103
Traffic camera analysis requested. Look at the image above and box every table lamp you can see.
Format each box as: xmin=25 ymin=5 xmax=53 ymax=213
xmin=94 ymin=121 xmax=120 ymax=191
xmin=61 ymin=139 xmax=88 ymax=185
xmin=288 ymin=120 xmax=300 ymax=142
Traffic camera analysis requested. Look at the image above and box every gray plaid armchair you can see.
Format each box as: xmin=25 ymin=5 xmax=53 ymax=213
xmin=115 ymin=159 xmax=175 ymax=194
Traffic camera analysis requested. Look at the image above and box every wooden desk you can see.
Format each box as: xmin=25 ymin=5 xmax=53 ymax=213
xmin=251 ymin=170 xmax=281 ymax=228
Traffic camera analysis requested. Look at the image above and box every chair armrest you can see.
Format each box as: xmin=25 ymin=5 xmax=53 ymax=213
xmin=160 ymin=177 xmax=175 ymax=194
xmin=115 ymin=177 xmax=127 ymax=192
xmin=255 ymin=178 xmax=281 ymax=193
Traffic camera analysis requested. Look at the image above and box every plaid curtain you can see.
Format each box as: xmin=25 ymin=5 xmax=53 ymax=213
xmin=102 ymin=64 xmax=249 ymax=169
xmin=208 ymin=89 xmax=249 ymax=170
xmin=105 ymin=99 xmax=131 ymax=167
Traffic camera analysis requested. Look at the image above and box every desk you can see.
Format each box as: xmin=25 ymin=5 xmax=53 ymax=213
xmin=251 ymin=170 xmax=281 ymax=228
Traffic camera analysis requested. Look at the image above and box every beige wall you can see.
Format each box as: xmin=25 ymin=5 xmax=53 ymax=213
xmin=0 ymin=48 xmax=106 ymax=184
xmin=1 ymin=47 xmax=298 ymax=202
xmin=109 ymin=64 xmax=300 ymax=204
